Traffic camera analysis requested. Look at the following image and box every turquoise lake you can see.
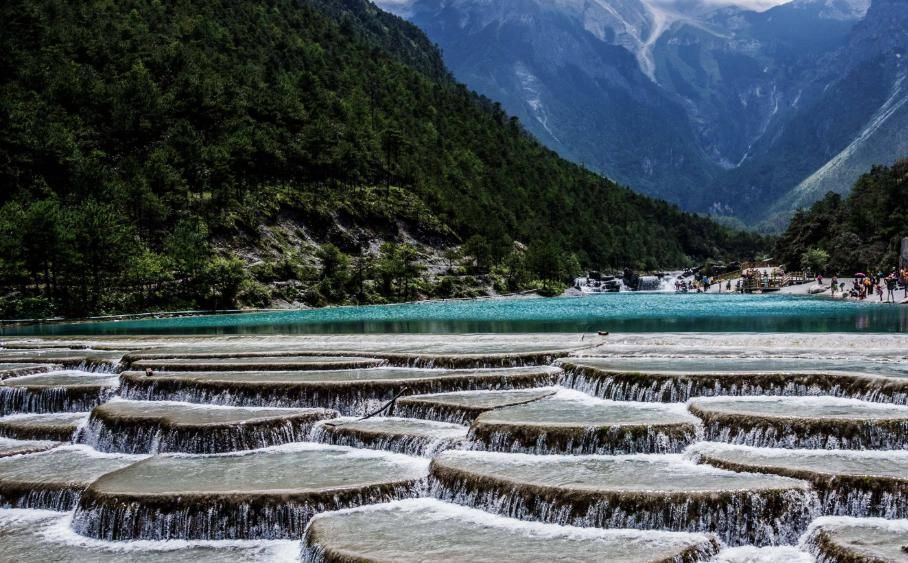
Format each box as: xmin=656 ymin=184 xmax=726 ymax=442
xmin=3 ymin=293 xmax=907 ymax=335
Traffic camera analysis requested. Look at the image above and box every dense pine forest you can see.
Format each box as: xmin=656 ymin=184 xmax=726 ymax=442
xmin=0 ymin=0 xmax=764 ymax=318
xmin=775 ymin=159 xmax=908 ymax=274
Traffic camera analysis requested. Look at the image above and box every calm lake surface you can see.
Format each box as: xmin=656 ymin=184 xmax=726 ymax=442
xmin=4 ymin=293 xmax=907 ymax=336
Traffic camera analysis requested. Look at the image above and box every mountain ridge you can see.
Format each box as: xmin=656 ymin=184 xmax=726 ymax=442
xmin=380 ymin=0 xmax=906 ymax=226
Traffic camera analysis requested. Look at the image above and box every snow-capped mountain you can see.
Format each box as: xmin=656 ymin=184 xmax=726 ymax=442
xmin=376 ymin=0 xmax=905 ymax=226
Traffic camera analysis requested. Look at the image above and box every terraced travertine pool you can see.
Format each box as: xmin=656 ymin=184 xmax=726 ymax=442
xmin=0 ymin=332 xmax=907 ymax=561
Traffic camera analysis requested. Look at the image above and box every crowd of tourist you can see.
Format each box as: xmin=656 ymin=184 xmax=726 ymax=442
xmin=671 ymin=266 xmax=908 ymax=302
xmin=827 ymin=269 xmax=908 ymax=302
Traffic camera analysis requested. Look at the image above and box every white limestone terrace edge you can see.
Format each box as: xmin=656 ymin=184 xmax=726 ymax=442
xmin=9 ymin=443 xmax=151 ymax=462
xmin=433 ymin=450 xmax=811 ymax=489
xmin=149 ymin=440 xmax=430 ymax=472
xmin=119 ymin=365 xmax=564 ymax=382
xmin=0 ymin=436 xmax=61 ymax=446
xmin=305 ymin=497 xmax=718 ymax=544
xmin=0 ymin=412 xmax=90 ymax=422
xmin=555 ymin=358 xmax=908 ymax=380
xmin=712 ymin=545 xmax=816 ymax=563
xmin=686 ymin=394 xmax=908 ymax=413
xmin=398 ymin=386 xmax=561 ymax=399
xmin=686 ymin=441 xmax=908 ymax=462
xmin=0 ymin=508 xmax=299 ymax=560
xmin=573 ymin=333 xmax=908 ymax=361
xmin=95 ymin=396 xmax=334 ymax=414
xmin=0 ymin=437 xmax=62 ymax=449
xmin=545 ymin=388 xmax=700 ymax=420
xmin=1 ymin=370 xmax=121 ymax=382
xmin=803 ymin=515 xmax=908 ymax=536
xmin=315 ymin=417 xmax=466 ymax=434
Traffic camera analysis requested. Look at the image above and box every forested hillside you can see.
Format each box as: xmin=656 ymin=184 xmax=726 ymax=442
xmin=0 ymin=0 xmax=763 ymax=318
xmin=775 ymin=159 xmax=908 ymax=274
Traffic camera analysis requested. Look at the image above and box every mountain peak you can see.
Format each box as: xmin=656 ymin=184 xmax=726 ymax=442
xmin=788 ymin=0 xmax=870 ymax=20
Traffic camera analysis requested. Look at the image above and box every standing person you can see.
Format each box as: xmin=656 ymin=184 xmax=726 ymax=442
xmin=831 ymin=275 xmax=838 ymax=297
xmin=876 ymin=280 xmax=883 ymax=301
xmin=903 ymin=269 xmax=908 ymax=298
xmin=726 ymin=279 xmax=732 ymax=292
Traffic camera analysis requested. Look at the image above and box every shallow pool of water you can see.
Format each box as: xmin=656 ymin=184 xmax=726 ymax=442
xmin=5 ymin=293 xmax=907 ymax=335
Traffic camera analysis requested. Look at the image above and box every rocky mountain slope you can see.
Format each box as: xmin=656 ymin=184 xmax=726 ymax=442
xmin=379 ymin=0 xmax=907 ymax=227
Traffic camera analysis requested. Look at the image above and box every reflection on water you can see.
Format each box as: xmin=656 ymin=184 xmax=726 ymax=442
xmin=3 ymin=293 xmax=908 ymax=335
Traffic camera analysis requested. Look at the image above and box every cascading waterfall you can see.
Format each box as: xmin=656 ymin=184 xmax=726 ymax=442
xmin=364 ymin=353 xmax=567 ymax=370
xmin=467 ymin=425 xmax=697 ymax=456
xmin=561 ymin=367 xmax=908 ymax=406
xmin=391 ymin=403 xmax=477 ymax=425
xmin=428 ymin=473 xmax=818 ymax=547
xmin=698 ymin=422 xmax=908 ymax=450
xmin=309 ymin=423 xmax=464 ymax=457
xmin=76 ymin=414 xmax=323 ymax=454
xmin=691 ymin=449 xmax=908 ymax=520
xmin=0 ymin=484 xmax=83 ymax=511
xmin=72 ymin=480 xmax=428 ymax=541
xmin=70 ymin=361 xmax=121 ymax=374
xmin=0 ymin=385 xmax=118 ymax=416
xmin=120 ymin=374 xmax=558 ymax=417
xmin=118 ymin=378 xmax=390 ymax=417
